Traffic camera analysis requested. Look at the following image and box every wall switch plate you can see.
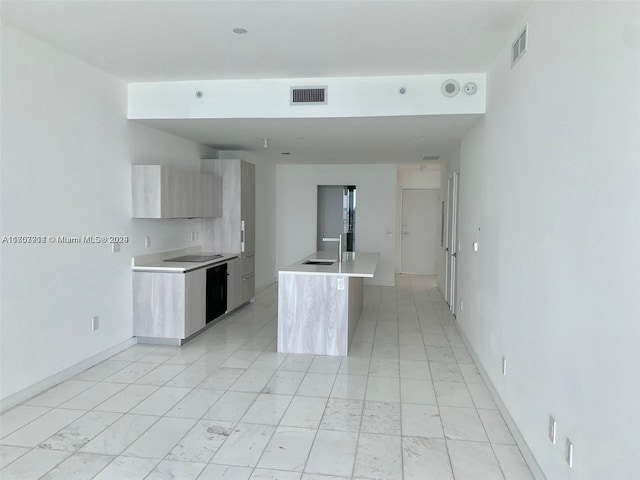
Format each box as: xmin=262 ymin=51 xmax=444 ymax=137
xmin=92 ymin=316 xmax=99 ymax=331
xmin=565 ymin=439 xmax=574 ymax=468
xmin=337 ymin=278 xmax=345 ymax=291
xmin=460 ymin=299 xmax=464 ymax=311
xmin=549 ymin=416 xmax=557 ymax=444
xmin=501 ymin=356 xmax=507 ymax=376
xmin=473 ymin=241 xmax=479 ymax=252
xmin=112 ymin=242 xmax=120 ymax=253
xmin=145 ymin=236 xmax=150 ymax=248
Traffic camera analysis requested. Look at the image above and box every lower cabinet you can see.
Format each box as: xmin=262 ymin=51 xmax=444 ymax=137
xmin=242 ymin=272 xmax=255 ymax=303
xmin=240 ymin=252 xmax=256 ymax=303
xmin=133 ymin=269 xmax=206 ymax=340
xmin=226 ymin=257 xmax=242 ymax=312
xmin=133 ymin=257 xmax=250 ymax=343
xmin=184 ymin=269 xmax=206 ymax=338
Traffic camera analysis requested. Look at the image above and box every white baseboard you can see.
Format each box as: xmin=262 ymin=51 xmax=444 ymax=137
xmin=0 ymin=337 xmax=138 ymax=413
xmin=455 ymin=323 xmax=547 ymax=480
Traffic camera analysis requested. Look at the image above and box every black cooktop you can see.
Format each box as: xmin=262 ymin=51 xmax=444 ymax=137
xmin=164 ymin=254 xmax=223 ymax=263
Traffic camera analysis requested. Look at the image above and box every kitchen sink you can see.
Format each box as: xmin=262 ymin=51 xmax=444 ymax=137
xmin=303 ymin=260 xmax=335 ymax=266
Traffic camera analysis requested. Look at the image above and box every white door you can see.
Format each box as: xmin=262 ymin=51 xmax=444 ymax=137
xmin=401 ymin=189 xmax=440 ymax=274
xmin=445 ymin=173 xmax=459 ymax=313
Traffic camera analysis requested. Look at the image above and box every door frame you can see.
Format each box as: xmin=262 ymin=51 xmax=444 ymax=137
xmin=444 ymin=172 xmax=459 ymax=314
xmin=399 ymin=187 xmax=440 ymax=275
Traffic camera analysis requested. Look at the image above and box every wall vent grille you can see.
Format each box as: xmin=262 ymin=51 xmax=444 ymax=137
xmin=511 ymin=25 xmax=528 ymax=67
xmin=290 ymin=86 xmax=327 ymax=105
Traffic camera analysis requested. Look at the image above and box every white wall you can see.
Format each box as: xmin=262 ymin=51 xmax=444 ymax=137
xmin=395 ymin=163 xmax=441 ymax=273
xmin=0 ymin=25 xmax=217 ymax=404
xmin=276 ymin=164 xmax=397 ymax=286
xmin=455 ymin=3 xmax=640 ymax=479
xmin=128 ymin=73 xmax=486 ymax=120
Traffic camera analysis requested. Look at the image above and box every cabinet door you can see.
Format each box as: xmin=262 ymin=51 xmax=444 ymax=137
xmin=187 ymin=171 xmax=203 ymax=217
xmin=184 ymin=268 xmax=206 ymax=338
xmin=133 ymin=272 xmax=186 ymax=338
xmin=241 ymin=273 xmax=255 ymax=303
xmin=162 ymin=169 xmax=202 ymax=218
xmin=240 ymin=161 xmax=255 ymax=253
xmin=240 ymin=253 xmax=255 ymax=276
xmin=202 ymin=174 xmax=222 ymax=218
xmin=226 ymin=258 xmax=242 ymax=311
xmin=132 ymin=165 xmax=162 ymax=218
xmin=161 ymin=167 xmax=184 ymax=218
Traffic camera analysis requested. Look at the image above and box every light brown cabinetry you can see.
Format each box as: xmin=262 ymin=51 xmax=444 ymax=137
xmin=226 ymin=257 xmax=242 ymax=312
xmin=132 ymin=165 xmax=222 ymax=218
xmin=202 ymin=156 xmax=256 ymax=304
xmin=133 ymin=268 xmax=206 ymax=340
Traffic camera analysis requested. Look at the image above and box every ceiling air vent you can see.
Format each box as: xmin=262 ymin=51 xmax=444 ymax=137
xmin=511 ymin=25 xmax=528 ymax=68
xmin=290 ymin=86 xmax=327 ymax=105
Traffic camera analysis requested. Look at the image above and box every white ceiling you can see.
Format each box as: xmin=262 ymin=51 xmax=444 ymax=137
xmin=1 ymin=0 xmax=531 ymax=163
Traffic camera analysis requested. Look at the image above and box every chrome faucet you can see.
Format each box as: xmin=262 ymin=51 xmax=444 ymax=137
xmin=322 ymin=233 xmax=344 ymax=264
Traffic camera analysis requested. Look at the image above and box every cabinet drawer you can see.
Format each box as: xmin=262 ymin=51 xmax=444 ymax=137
xmin=240 ymin=253 xmax=255 ymax=276
xmin=242 ymin=273 xmax=255 ymax=302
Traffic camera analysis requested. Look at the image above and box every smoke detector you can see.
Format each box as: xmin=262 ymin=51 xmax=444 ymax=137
xmin=441 ymin=79 xmax=460 ymax=97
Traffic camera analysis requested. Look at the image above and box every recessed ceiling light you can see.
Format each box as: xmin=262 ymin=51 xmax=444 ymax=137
xmin=233 ymin=28 xmax=248 ymax=34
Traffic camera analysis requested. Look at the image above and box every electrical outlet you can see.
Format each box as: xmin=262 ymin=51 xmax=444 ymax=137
xmin=565 ymin=439 xmax=574 ymax=468
xmin=548 ymin=416 xmax=557 ymax=444
xmin=145 ymin=236 xmax=150 ymax=248
xmin=337 ymin=278 xmax=345 ymax=291
xmin=501 ymin=356 xmax=507 ymax=376
xmin=112 ymin=242 xmax=120 ymax=253
xmin=92 ymin=316 xmax=99 ymax=331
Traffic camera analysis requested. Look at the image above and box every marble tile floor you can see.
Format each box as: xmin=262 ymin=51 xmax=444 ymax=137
xmin=0 ymin=275 xmax=534 ymax=480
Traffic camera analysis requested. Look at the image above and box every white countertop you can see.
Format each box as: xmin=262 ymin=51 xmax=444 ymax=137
xmin=279 ymin=251 xmax=379 ymax=278
xmin=132 ymin=246 xmax=239 ymax=273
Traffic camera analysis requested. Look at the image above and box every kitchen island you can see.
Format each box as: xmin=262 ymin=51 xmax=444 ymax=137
xmin=278 ymin=251 xmax=379 ymax=356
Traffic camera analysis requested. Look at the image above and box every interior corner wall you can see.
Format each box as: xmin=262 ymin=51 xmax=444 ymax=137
xmin=0 ymin=25 xmax=217 ymax=404
xmin=455 ymin=3 xmax=640 ymax=480
xmin=395 ymin=164 xmax=441 ymax=274
xmin=276 ymin=164 xmax=397 ymax=286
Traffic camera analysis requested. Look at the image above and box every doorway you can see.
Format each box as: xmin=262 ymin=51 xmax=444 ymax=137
xmin=317 ymin=185 xmax=356 ymax=252
xmin=401 ymin=188 xmax=440 ymax=274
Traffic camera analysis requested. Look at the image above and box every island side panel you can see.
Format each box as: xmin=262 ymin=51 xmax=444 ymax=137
xmin=347 ymin=277 xmax=364 ymax=351
xmin=278 ymin=272 xmax=349 ymax=356
xmin=133 ymin=272 xmax=186 ymax=339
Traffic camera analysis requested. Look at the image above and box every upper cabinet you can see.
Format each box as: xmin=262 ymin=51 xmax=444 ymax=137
xmin=132 ymin=165 xmax=222 ymax=219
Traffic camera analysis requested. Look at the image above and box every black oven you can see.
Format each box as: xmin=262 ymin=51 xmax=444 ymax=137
xmin=206 ymin=263 xmax=227 ymax=324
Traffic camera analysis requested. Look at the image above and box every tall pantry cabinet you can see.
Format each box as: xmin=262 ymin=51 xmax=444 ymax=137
xmin=202 ymin=155 xmax=255 ymax=311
